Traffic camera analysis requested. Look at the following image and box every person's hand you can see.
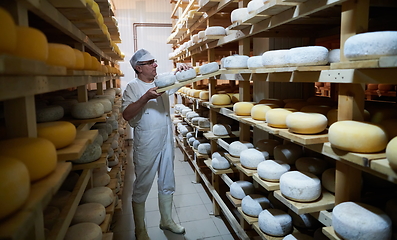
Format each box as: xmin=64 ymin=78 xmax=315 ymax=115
xmin=174 ymin=63 xmax=193 ymax=74
xmin=144 ymin=87 xmax=163 ymax=100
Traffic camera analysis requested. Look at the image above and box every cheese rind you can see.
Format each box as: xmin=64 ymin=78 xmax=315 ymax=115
xmin=286 ymin=46 xmax=329 ymax=66
xmin=200 ymin=62 xmax=219 ymax=74
xmin=257 ymin=160 xmax=290 ymax=182
xmin=37 ymin=121 xmax=76 ymax=149
xmin=247 ymin=56 xmax=264 ymax=69
xmin=213 ymin=123 xmax=232 ymax=136
xmin=47 ymin=43 xmax=76 ymax=69
xmin=72 ymin=143 xmax=102 ymax=164
xmin=36 ymin=105 xmax=64 ymax=123
xmin=240 ymin=148 xmax=266 ymax=169
xmin=230 ymin=181 xmax=255 ymax=199
xmin=175 ymin=68 xmax=196 ymax=82
xmin=286 ymin=112 xmax=328 ymax=134
xmin=386 ymin=137 xmax=397 ymax=167
xmin=229 ymin=141 xmax=248 ymax=157
xmin=71 ymin=101 xmax=105 ymax=119
xmin=64 ymin=222 xmax=102 ymax=240
xmin=280 ymin=171 xmax=321 ymax=202
xmin=251 ymin=104 xmax=273 ymax=120
xmin=15 ymin=26 xmax=48 ymax=61
xmin=155 ymin=72 xmax=176 ymax=88
xmin=0 ymin=7 xmax=17 ymax=54
xmin=223 ymin=55 xmax=249 ymax=69
xmin=321 ymin=168 xmax=335 ymax=193
xmin=262 ymin=50 xmax=289 ymax=67
xmin=204 ymin=26 xmax=226 ymax=36
xmin=295 ymin=157 xmax=328 ymax=175
xmin=273 ymin=143 xmax=303 ymax=165
xmin=255 ymin=139 xmax=281 ymax=157
xmin=72 ymin=203 xmax=106 ymax=225
xmin=81 ymin=187 xmax=114 ymax=207
xmin=230 ymin=8 xmax=249 ymax=23
xmin=233 ymin=102 xmax=254 ymax=116
xmin=266 ymin=108 xmax=295 ymax=128
xmin=212 ymin=156 xmax=230 ymax=170
xmin=258 ymin=209 xmax=292 ymax=237
xmin=241 ymin=194 xmax=271 ymax=217
xmin=211 ymin=94 xmax=231 ymax=105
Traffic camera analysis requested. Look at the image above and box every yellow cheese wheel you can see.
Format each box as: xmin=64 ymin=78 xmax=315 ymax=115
xmin=47 ymin=43 xmax=76 ymax=69
xmin=0 ymin=157 xmax=30 ymax=220
xmin=0 ymin=7 xmax=17 ymax=54
xmin=386 ymin=137 xmax=397 ymax=167
xmin=233 ymin=102 xmax=254 ymax=116
xmin=0 ymin=137 xmax=57 ymax=181
xmin=86 ymin=0 xmax=94 ymax=7
xmin=300 ymin=105 xmax=332 ymax=115
xmin=91 ymin=1 xmax=101 ymax=17
xmin=266 ymin=108 xmax=296 ymax=128
xmin=251 ymin=104 xmax=273 ymax=120
xmin=199 ymin=91 xmax=209 ymax=100
xmin=286 ymin=112 xmax=328 ymax=134
xmin=14 ymin=26 xmax=48 ymax=62
xmin=258 ymin=98 xmax=284 ymax=107
xmin=210 ymin=94 xmax=231 ymax=105
xmin=83 ymin=52 xmax=92 ymax=70
xmin=37 ymin=121 xmax=77 ymax=149
xmin=91 ymin=56 xmax=100 ymax=71
xmin=328 ymin=120 xmax=388 ymax=153
xmin=192 ymin=89 xmax=201 ymax=98
xmin=73 ymin=49 xmax=85 ymax=70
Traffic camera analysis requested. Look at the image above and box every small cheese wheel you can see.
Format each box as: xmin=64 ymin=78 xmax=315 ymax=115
xmin=200 ymin=62 xmax=219 ymax=74
xmin=332 ymin=202 xmax=392 ymax=240
xmin=52 ymin=99 xmax=78 ymax=115
xmin=204 ymin=26 xmax=226 ymax=36
xmin=71 ymin=101 xmax=105 ymax=119
xmin=230 ymin=8 xmax=249 ymax=23
xmin=175 ymin=68 xmax=196 ymax=82
xmin=386 ymin=137 xmax=397 ymax=167
xmin=286 ymin=46 xmax=329 ymax=67
xmin=37 ymin=121 xmax=76 ymax=149
xmin=212 ymin=156 xmax=230 ymax=170
xmin=72 ymin=203 xmax=106 ymax=225
xmin=213 ymin=123 xmax=232 ymax=136
xmin=266 ymin=108 xmax=295 ymax=128
xmin=240 ymin=148 xmax=265 ymax=169
xmin=83 ymin=52 xmax=92 ymax=70
xmin=0 ymin=157 xmax=30 ymax=220
xmin=286 ymin=112 xmax=328 ymax=134
xmin=198 ymin=143 xmax=211 ymax=155
xmin=295 ymin=157 xmax=328 ymax=175
xmin=90 ymin=56 xmax=100 ymax=71
xmin=251 ymin=104 xmax=274 ymax=120
xmin=199 ymin=91 xmax=209 ymax=100
xmin=93 ymin=173 xmax=111 ymax=187
xmin=72 ymin=143 xmax=102 ymax=164
xmin=64 ymin=222 xmax=102 ymax=240
xmin=0 ymin=7 xmax=17 ymax=54
xmin=242 ymin=194 xmax=271 ymax=217
xmin=262 ymin=50 xmax=289 ymax=67
xmin=328 ymin=120 xmax=388 ymax=153
xmin=321 ymin=168 xmax=335 ymax=193
xmin=257 ymin=160 xmax=290 ymax=182
xmin=14 ymin=26 xmax=48 ymax=61
xmin=229 ymin=141 xmax=249 ymax=157
xmin=198 ymin=30 xmax=206 ymax=39
xmin=47 ymin=43 xmax=76 ymax=69
xmin=328 ymin=49 xmax=340 ymax=63
xmin=188 ymin=137 xmax=196 ymax=146
xmin=0 ymin=137 xmax=57 ymax=181
xmin=81 ymin=187 xmax=114 ymax=207
xmin=223 ymin=55 xmax=249 ymax=69
xmin=233 ymin=102 xmax=254 ymax=116
xmin=280 ymin=171 xmax=321 ymax=202
xmin=36 ymin=105 xmax=64 ymax=123
xmin=255 ymin=139 xmax=281 ymax=156
xmin=108 ymin=155 xmax=119 ymax=167
xmin=193 ymin=139 xmax=206 ymax=150
xmin=230 ymin=181 xmax=255 ymax=199
xmin=258 ymin=209 xmax=292 ymax=237
xmin=275 ymin=142 xmax=303 ymax=164
xmin=227 ymin=93 xmax=239 ymax=103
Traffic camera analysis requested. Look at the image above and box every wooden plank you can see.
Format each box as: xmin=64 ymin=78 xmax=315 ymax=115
xmin=277 ymin=128 xmax=329 ymax=145
xmin=204 ymin=159 xmax=235 ymax=174
xmin=252 ymin=222 xmax=294 ymax=240
xmin=102 ymin=232 xmax=114 ymax=240
xmin=74 ymin=129 xmax=99 ymax=143
xmin=235 ymin=163 xmax=257 ymax=177
xmin=322 ymin=226 xmax=342 ymax=240
xmin=331 ymin=59 xmax=379 ymax=69
xmin=226 ymin=192 xmax=242 ymax=207
xmin=47 ymin=0 xmax=86 ymax=8
xmin=255 ymin=0 xmax=299 ymax=16
xmin=237 ymin=207 xmax=258 ymax=225
xmin=224 ymin=153 xmax=240 ymax=164
xmin=0 ymin=54 xmax=66 ymax=75
xmin=252 ymin=173 xmax=280 ymax=191
xmin=310 ymin=210 xmax=333 ymax=227
xmin=100 ymin=214 xmax=111 ymax=233
xmin=197 ymin=0 xmax=221 ymax=12
xmin=370 ymin=159 xmax=397 ymax=184
xmin=273 ymin=189 xmax=335 ymax=215
xmin=71 ymin=156 xmax=107 ymax=170
xmin=105 ymin=197 xmax=116 ymax=215
xmin=57 ymin=138 xmax=90 ymax=161
xmin=203 ymin=131 xmax=239 ymax=140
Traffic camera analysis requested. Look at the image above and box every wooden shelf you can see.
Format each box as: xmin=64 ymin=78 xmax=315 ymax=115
xmin=203 ymin=131 xmax=239 ymax=140
xmin=252 ymin=173 xmax=280 ymax=191
xmin=204 ymin=159 xmax=235 ymax=174
xmin=57 ymin=138 xmax=91 ymax=161
xmin=370 ymin=159 xmax=397 ymax=184
xmin=235 ymin=163 xmax=257 ymax=177
xmin=100 ymin=214 xmax=112 ymax=233
xmin=224 ymin=153 xmax=240 ymax=164
xmin=74 ymin=129 xmax=99 ymax=144
xmin=237 ymin=207 xmax=258 ymax=225
xmin=252 ymin=222 xmax=295 ymax=240
xmin=226 ymin=192 xmax=242 ymax=207
xmin=322 ymin=226 xmax=342 ymax=240
xmin=277 ymin=128 xmax=329 ymax=145
xmin=71 ymin=156 xmax=107 ymax=170
xmin=102 ymin=232 xmax=114 ymax=240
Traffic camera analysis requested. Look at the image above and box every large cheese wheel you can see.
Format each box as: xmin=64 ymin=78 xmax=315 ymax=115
xmin=266 ymin=108 xmax=295 ymax=128
xmin=199 ymin=91 xmax=209 ymax=100
xmin=286 ymin=112 xmax=328 ymax=134
xmin=83 ymin=52 xmax=92 ymax=70
xmin=321 ymin=168 xmax=335 ymax=193
xmin=72 ymin=49 xmax=85 ymax=70
xmin=230 ymin=8 xmax=249 ymax=23
xmin=93 ymin=173 xmax=111 ymax=187
xmin=262 ymin=50 xmax=289 ymax=67
xmin=47 ymin=43 xmax=76 ymax=69
xmin=64 ymin=222 xmax=102 ymax=240
xmin=72 ymin=143 xmax=102 ymax=164
xmin=328 ymin=120 xmax=388 ymax=153
xmin=255 ymin=139 xmax=281 ymax=157
xmin=233 ymin=102 xmax=254 ymax=116
xmin=200 ymin=62 xmax=219 ymax=74
xmin=246 ymin=56 xmax=263 ymax=69
xmin=205 ymin=26 xmax=226 ymax=36
xmin=0 ymin=137 xmax=57 ymax=181
xmin=175 ymin=68 xmax=196 ymax=82
xmin=223 ymin=55 xmax=249 ymax=69
xmin=81 ymin=187 xmax=114 ymax=207
xmin=213 ymin=123 xmax=232 ymax=136
xmin=230 ymin=181 xmax=255 ymax=199
xmin=257 ymin=160 xmax=290 ymax=182
xmin=258 ymin=209 xmax=292 ymax=237
xmin=240 ymin=148 xmax=265 ymax=169
xmin=0 ymin=7 xmax=17 ymax=54
xmin=280 ymin=171 xmax=321 ymax=202
xmin=71 ymin=101 xmax=105 ymax=119
xmin=286 ymin=46 xmax=329 ymax=66
xmin=198 ymin=30 xmax=206 ymax=39
xmin=0 ymin=157 xmax=30 ymax=220
xmin=386 ymin=137 xmax=397 ymax=167
xmin=198 ymin=118 xmax=210 ymax=128
xmin=295 ymin=157 xmax=328 ymax=175
xmin=212 ymin=156 xmax=230 ymax=170
xmin=14 ymin=26 xmax=48 ymax=61
xmin=241 ymin=194 xmax=271 ymax=217
xmin=251 ymin=104 xmax=273 ymax=120
xmin=36 ymin=105 xmax=64 ymax=123
xmin=332 ymin=202 xmax=392 ymax=240
xmin=37 ymin=121 xmax=76 ymax=149
xmin=72 ymin=203 xmax=106 ymax=225
xmin=229 ymin=141 xmax=248 ymax=157
xmin=155 ymin=72 xmax=176 ymax=88
xmin=344 ymin=31 xmax=397 ymax=60
xmin=52 ymin=99 xmax=78 ymax=115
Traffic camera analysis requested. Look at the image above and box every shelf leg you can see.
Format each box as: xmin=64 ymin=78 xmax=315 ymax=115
xmin=4 ymin=95 xmax=37 ymax=138
xmin=212 ymin=173 xmax=220 ymax=216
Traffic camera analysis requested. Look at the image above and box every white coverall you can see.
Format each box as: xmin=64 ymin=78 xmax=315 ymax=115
xmin=122 ymin=78 xmax=177 ymax=203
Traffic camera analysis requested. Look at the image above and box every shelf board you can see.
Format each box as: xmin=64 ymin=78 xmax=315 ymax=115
xmin=0 ymin=54 xmax=66 ymax=75
xmin=255 ymin=0 xmax=299 ymax=16
xmin=100 ymin=214 xmax=112 ymax=233
xmin=277 ymin=128 xmax=329 ymax=145
xmin=71 ymin=156 xmax=107 ymax=170
xmin=226 ymin=192 xmax=242 ymax=207
xmin=57 ymin=138 xmax=90 ymax=161
xmin=252 ymin=222 xmax=295 ymax=240
xmin=204 ymin=159 xmax=235 ymax=174
xmin=235 ymin=163 xmax=257 ymax=177
xmin=322 ymin=226 xmax=342 ymax=240
xmin=197 ymin=0 xmax=221 ymax=12
xmin=74 ymin=129 xmax=99 ymax=144
xmin=237 ymin=207 xmax=258 ymax=225
xmin=203 ymin=131 xmax=239 ymax=140
xmin=370 ymin=159 xmax=397 ymax=184
xmin=64 ymin=113 xmax=108 ymax=125
xmin=252 ymin=173 xmax=280 ymax=191
xmin=224 ymin=153 xmax=240 ymax=164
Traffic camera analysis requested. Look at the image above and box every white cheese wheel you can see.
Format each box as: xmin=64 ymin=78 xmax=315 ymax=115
xmin=280 ymin=171 xmax=321 ymax=202
xmin=175 ymin=68 xmax=197 ymax=82
xmin=233 ymin=102 xmax=254 ymax=116
xmin=240 ymin=148 xmax=266 ymax=169
xmin=251 ymin=104 xmax=273 ymax=120
xmin=286 ymin=46 xmax=329 ymax=66
xmin=328 ymin=120 xmax=388 ymax=153
xmin=212 ymin=152 xmax=222 ymax=159
xmin=212 ymin=156 xmax=231 ymax=170
xmin=71 ymin=101 xmax=105 ymax=119
xmin=229 ymin=141 xmax=248 ymax=157
xmin=200 ymin=62 xmax=219 ymax=74
xmin=258 ymin=209 xmax=292 ymax=237
xmin=188 ymin=137 xmax=196 ymax=146
xmin=213 ymin=123 xmax=232 ymax=136
xmin=64 ymin=222 xmax=102 ymax=240
xmin=198 ymin=143 xmax=211 ymax=155
xmin=273 ymin=143 xmax=303 ymax=164
xmin=266 ymin=108 xmax=295 ymax=128
xmin=288 ymin=209 xmax=319 ymax=229
xmin=247 ymin=56 xmax=264 ymax=69
xmin=155 ymin=72 xmax=176 ymax=88
xmin=94 ymin=94 xmax=115 ymax=104
xmin=241 ymin=194 xmax=271 ymax=217
xmin=321 ymin=168 xmax=335 ymax=193
xmin=199 ymin=90 xmax=209 ymax=100
xmin=262 ymin=50 xmax=289 ymax=67
xmin=386 ymin=137 xmax=397 ymax=167
xmin=52 ymin=99 xmax=78 ymax=115
xmin=36 ymin=105 xmax=64 ymax=123
xmin=198 ymin=30 xmax=206 ymax=39
xmin=328 ymin=49 xmax=340 ymax=63
xmin=198 ymin=118 xmax=210 ymax=128
xmin=89 ymin=98 xmax=112 ymax=112
xmin=92 ymin=122 xmax=112 ymax=135
xmin=211 ymin=94 xmax=231 ymax=105
xmin=193 ymin=139 xmax=206 ymax=150
xmin=81 ymin=187 xmax=114 ymax=207
xmin=230 ymin=181 xmax=255 ymax=199
xmin=191 ymin=117 xmax=203 ymax=125
xmin=333 ymin=202 xmax=392 ymax=240
xmin=255 ymin=139 xmax=281 ymax=157
xmin=344 ymin=31 xmax=397 ymax=60
xmin=93 ymin=173 xmax=110 ymax=187
xmin=295 ymin=157 xmax=328 ymax=176
xmin=186 ymin=112 xmax=200 ymax=121
xmin=283 ymin=233 xmax=313 ymax=240
xmin=223 ymin=55 xmax=249 ymax=69
xmin=247 ymin=0 xmax=265 ymax=13
xmin=230 ymin=8 xmax=249 ymax=23
xmin=286 ymin=112 xmax=328 ymax=134
xmin=257 ymin=160 xmax=290 ymax=182
xmin=72 ymin=203 xmax=106 ymax=225
xmin=72 ymin=143 xmax=102 ymax=164
xmin=96 ymin=128 xmax=108 ymax=141
xmin=181 ymin=108 xmax=192 ymax=116
xmin=204 ymin=26 xmax=226 ymax=36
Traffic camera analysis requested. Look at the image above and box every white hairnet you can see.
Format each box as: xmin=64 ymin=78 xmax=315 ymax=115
xmin=130 ymin=49 xmax=155 ymax=69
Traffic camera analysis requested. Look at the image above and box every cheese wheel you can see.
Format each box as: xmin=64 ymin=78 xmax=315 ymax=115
xmin=47 ymin=43 xmax=76 ymax=69
xmin=14 ymin=26 xmax=48 ymax=61
xmin=230 ymin=181 xmax=255 ymax=199
xmin=198 ymin=118 xmax=210 ymax=128
xmin=0 ymin=7 xmax=17 ymax=54
xmin=251 ymin=104 xmax=273 ymax=120
xmin=93 ymin=173 xmax=111 ymax=187
xmin=213 ymin=123 xmax=232 ymax=136
xmin=328 ymin=120 xmax=388 ymax=153
xmin=175 ymin=68 xmax=197 ymax=82
xmin=82 ymin=52 xmax=92 ymax=70
xmin=193 ymin=139 xmax=206 ymax=150
xmin=280 ymin=171 xmax=321 ymax=202
xmin=212 ymin=156 xmax=231 ymax=170
xmin=186 ymin=112 xmax=200 ymax=121
xmin=344 ymin=31 xmax=397 ymax=60
xmin=233 ymin=102 xmax=254 ymax=116
xmin=64 ymin=222 xmax=102 ymax=240
xmin=199 ymin=91 xmax=209 ymax=100
xmin=247 ymin=56 xmax=264 ymax=69
xmin=231 ymin=8 xmax=249 ymax=23
xmin=257 ymin=160 xmax=290 ymax=182
xmin=328 ymin=49 xmax=340 ymax=63
xmin=240 ymin=148 xmax=265 ymax=169
xmin=204 ymin=26 xmax=226 ymax=36
xmin=108 ymin=155 xmax=119 ymax=167
xmin=247 ymin=0 xmax=265 ymax=13
xmin=0 ymin=157 xmax=30 ymax=220
xmin=198 ymin=30 xmax=206 ymax=39
xmin=273 ymin=143 xmax=303 ymax=165
xmin=72 ymin=203 xmax=106 ymax=225
xmin=52 ymin=99 xmax=78 ymax=115
xmin=286 ymin=112 xmax=328 ymax=134
xmin=0 ymin=137 xmax=57 ymax=181
xmin=321 ymin=168 xmax=335 ymax=193
xmin=198 ymin=143 xmax=211 ymax=155
xmin=81 ymin=187 xmax=114 ymax=207
xmin=288 ymin=209 xmax=319 ymax=229
xmin=188 ymin=137 xmax=196 ymax=146
xmin=386 ymin=137 xmax=397 ymax=167
xmin=36 ymin=105 xmax=64 ymax=123
xmin=295 ymin=157 xmax=328 ymax=175
xmin=255 ymin=139 xmax=281 ymax=156
xmin=212 ymin=152 xmax=222 ymax=159
xmin=72 ymin=143 xmax=102 ymax=164
xmin=262 ymin=50 xmax=289 ymax=67
xmin=286 ymin=46 xmax=329 ymax=66
xmin=229 ymin=141 xmax=249 ymax=157
xmin=200 ymin=62 xmax=219 ymax=75
xmin=241 ymin=194 xmax=271 ymax=217
xmin=227 ymin=93 xmax=239 ymax=103
xmin=71 ymin=101 xmax=105 ymax=119
xmin=258 ymin=209 xmax=292 ymax=237
xmin=333 ymin=202 xmax=392 ymax=240
xmin=266 ymin=108 xmax=295 ymax=128
xmin=223 ymin=55 xmax=249 ymax=69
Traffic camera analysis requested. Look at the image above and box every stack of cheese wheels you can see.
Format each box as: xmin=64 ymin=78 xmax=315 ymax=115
xmin=328 ymin=120 xmax=388 ymax=153
xmin=286 ymin=112 xmax=328 ymax=134
xmin=175 ymin=68 xmax=196 ymax=82
xmin=47 ymin=43 xmax=76 ymax=69
xmin=223 ymin=55 xmax=249 ymax=69
xmin=332 ymin=202 xmax=392 ymax=240
xmin=386 ymin=137 xmax=397 ymax=167
xmin=233 ymin=102 xmax=254 ymax=116
xmin=230 ymin=8 xmax=249 ymax=23
xmin=36 ymin=105 xmax=64 ymax=123
xmin=280 ymin=171 xmax=322 ymax=202
xmin=266 ymin=108 xmax=296 ymax=128
xmin=240 ymin=148 xmax=265 ymax=169
xmin=72 ymin=203 xmax=106 ymax=225
xmin=286 ymin=46 xmax=329 ymax=67
xmin=241 ymin=194 xmax=271 ymax=217
xmin=72 ymin=143 xmax=102 ymax=164
xmin=258 ymin=209 xmax=292 ymax=237
xmin=229 ymin=141 xmax=249 ymax=157
xmin=321 ymin=168 xmax=335 ymax=193
xmin=257 ymin=160 xmax=290 ymax=182
xmin=154 ymin=72 xmax=176 ymax=88
xmin=295 ymin=157 xmax=328 ymax=176
xmin=81 ymin=187 xmax=114 ymax=207
xmin=262 ymin=49 xmax=289 ymax=67
xmin=14 ymin=26 xmax=48 ymax=62
xmin=71 ymin=101 xmax=105 ymax=119
xmin=251 ymin=104 xmax=274 ymax=120
xmin=37 ymin=121 xmax=76 ymax=149
xmin=200 ymin=62 xmax=219 ymax=74
xmin=0 ymin=7 xmax=17 ymax=54
xmin=212 ymin=156 xmax=230 ymax=170
xmin=230 ymin=181 xmax=255 ymax=199
xmin=274 ymin=143 xmax=303 ymax=164
xmin=64 ymin=222 xmax=102 ymax=240
xmin=255 ymin=139 xmax=281 ymax=157
xmin=213 ymin=123 xmax=232 ymax=136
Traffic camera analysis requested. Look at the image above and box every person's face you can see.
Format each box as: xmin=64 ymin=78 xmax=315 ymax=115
xmin=136 ymin=59 xmax=158 ymax=79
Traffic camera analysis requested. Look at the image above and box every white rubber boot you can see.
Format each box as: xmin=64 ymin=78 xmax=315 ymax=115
xmin=132 ymin=202 xmax=151 ymax=240
xmin=158 ymin=194 xmax=185 ymax=234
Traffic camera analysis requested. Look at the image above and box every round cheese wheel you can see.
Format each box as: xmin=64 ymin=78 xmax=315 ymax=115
xmin=14 ymin=26 xmax=48 ymax=61
xmin=198 ymin=118 xmax=210 ymax=128
xmin=108 ymin=155 xmax=119 ymax=167
xmin=52 ymin=99 xmax=78 ymax=115
xmin=36 ymin=105 xmax=64 ymax=123
xmin=386 ymin=137 xmax=397 ymax=167
xmin=257 ymin=160 xmax=290 ymax=182
xmin=231 ymin=8 xmax=249 ymax=23
xmin=321 ymin=168 xmax=335 ymax=193
xmin=90 ymin=56 xmax=100 ymax=71
xmin=251 ymin=104 xmax=274 ymax=120
xmin=0 ymin=157 xmax=30 ymax=220
xmin=213 ymin=123 xmax=232 ymax=136
xmin=198 ymin=30 xmax=206 ymax=39
xmin=47 ymin=43 xmax=76 ymax=69
xmin=193 ymin=139 xmax=206 ymax=150
xmin=286 ymin=46 xmax=329 ymax=66
xmin=64 ymin=222 xmax=102 ymax=240
xmin=93 ymin=173 xmax=111 ymax=187
xmin=204 ymin=26 xmax=226 ymax=36
xmin=186 ymin=112 xmax=200 ymax=121
xmin=233 ymin=102 xmax=254 ymax=116
xmin=280 ymin=171 xmax=321 ymax=202
xmin=288 ymin=209 xmax=319 ymax=229
xmin=200 ymin=62 xmax=219 ymax=74
xmin=258 ymin=209 xmax=292 ymax=237
xmin=255 ymin=139 xmax=281 ymax=157
xmin=247 ymin=0 xmax=265 ymax=13
xmin=344 ymin=31 xmax=397 ymax=60
xmin=212 ymin=156 xmax=230 ymax=170
xmin=191 ymin=116 xmax=203 ymax=125
xmin=181 ymin=108 xmax=192 ymax=116
xmin=241 ymin=194 xmax=271 ymax=217
xmin=50 ymin=190 xmax=71 ymax=208
xmin=240 ymin=148 xmax=266 ymax=169
xmin=72 ymin=202 xmax=106 ymax=225
xmin=155 ymin=72 xmax=176 ymax=88
xmin=230 ymin=181 xmax=255 ymax=199
xmin=223 ymin=55 xmax=249 ymax=69
xmin=188 ymin=137 xmax=196 ymax=146
xmin=262 ymin=50 xmax=289 ymax=67
xmin=199 ymin=91 xmax=209 ymax=100
xmin=328 ymin=49 xmax=340 ymax=63
xmin=198 ymin=143 xmax=211 ymax=155
xmin=229 ymin=141 xmax=248 ymax=157
xmin=328 ymin=120 xmax=388 ymax=153
xmin=286 ymin=112 xmax=328 ymax=134
xmin=333 ymin=202 xmax=392 ymax=240
xmin=0 ymin=7 xmax=17 ymax=54
xmin=82 ymin=52 xmax=92 ymax=70
xmin=71 ymin=101 xmax=105 ymax=119
xmin=37 ymin=121 xmax=76 ymax=149
xmin=175 ymin=68 xmax=197 ymax=82
xmin=295 ymin=157 xmax=328 ymax=175
xmin=72 ymin=143 xmax=102 ymax=164
xmin=81 ymin=187 xmax=114 ymax=207
xmin=266 ymin=108 xmax=295 ymax=128
xmin=247 ymin=56 xmax=264 ymax=69
xmin=227 ymin=93 xmax=239 ymax=103
xmin=0 ymin=137 xmax=57 ymax=181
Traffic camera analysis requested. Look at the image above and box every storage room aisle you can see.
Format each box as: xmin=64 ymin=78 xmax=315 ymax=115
xmin=111 ymin=144 xmax=236 ymax=240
